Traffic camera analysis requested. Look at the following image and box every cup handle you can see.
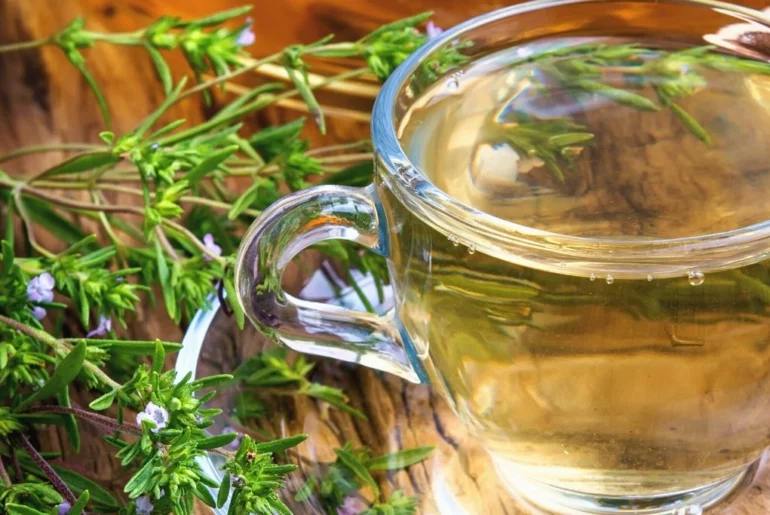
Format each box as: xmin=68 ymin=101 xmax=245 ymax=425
xmin=235 ymin=184 xmax=427 ymax=384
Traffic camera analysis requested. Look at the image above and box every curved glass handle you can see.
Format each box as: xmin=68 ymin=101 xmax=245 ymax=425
xmin=234 ymin=185 xmax=425 ymax=384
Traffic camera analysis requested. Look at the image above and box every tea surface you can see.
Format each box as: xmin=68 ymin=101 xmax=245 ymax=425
xmin=387 ymin=37 xmax=770 ymax=497
xmin=399 ymin=37 xmax=770 ymax=239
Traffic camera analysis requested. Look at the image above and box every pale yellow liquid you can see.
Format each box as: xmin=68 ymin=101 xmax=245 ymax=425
xmin=383 ymin=38 xmax=770 ymax=497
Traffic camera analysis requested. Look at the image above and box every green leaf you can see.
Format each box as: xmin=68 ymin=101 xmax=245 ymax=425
xmin=322 ymin=160 xmax=374 ymax=187
xmin=547 ymin=133 xmax=595 ymax=147
xmin=362 ymin=11 xmax=432 ymax=42
xmin=3 ymin=202 xmax=14 ymax=253
xmin=193 ymin=483 xmax=217 ymax=508
xmin=365 ymin=446 xmax=435 ymax=471
xmin=146 ymin=44 xmax=173 ymax=95
xmin=89 ymin=389 xmax=117 ymax=411
xmin=17 ymin=341 xmax=86 ymax=410
xmin=51 ymin=465 xmax=120 ymax=507
xmin=214 ymin=83 xmax=285 ymax=123
xmin=148 ymin=119 xmax=187 ymax=141
xmin=57 ymin=386 xmax=80 ymax=453
xmin=217 ymin=471 xmax=231 ymax=508
xmin=284 ymin=65 xmax=325 ymax=135
xmin=135 ymin=78 xmax=188 ymax=138
xmin=80 ymin=338 xmax=182 ymax=355
xmin=22 ymin=197 xmax=87 ymax=245
xmin=2 ymin=239 xmax=14 ymax=272
xmin=254 ymin=434 xmax=308 ymax=453
xmin=249 ymin=118 xmax=306 ymax=161
xmin=6 ymin=505 xmax=48 ymax=515
xmin=573 ymin=80 xmax=660 ymax=112
xmin=183 ymin=5 xmax=253 ymax=27
xmin=154 ymin=238 xmax=177 ymax=320
xmin=59 ymin=235 xmax=99 ymax=257
xmin=185 ymin=145 xmax=238 ymax=184
xmin=669 ymin=103 xmax=711 ymax=146
xmin=223 ymin=276 xmax=245 ymax=329
xmin=197 ymin=432 xmax=238 ymax=450
xmin=152 ymin=340 xmax=165 ymax=374
xmin=227 ymin=180 xmax=263 ymax=220
xmin=190 ymin=374 xmax=233 ymax=390
xmin=305 ymin=383 xmax=367 ymax=420
xmin=336 ymin=447 xmax=380 ymax=496
xmin=69 ymin=490 xmax=90 ymax=515
xmin=124 ymin=452 xmax=157 ymax=495
xmin=68 ymin=52 xmax=112 ymax=130
xmin=35 ymin=152 xmax=118 ymax=180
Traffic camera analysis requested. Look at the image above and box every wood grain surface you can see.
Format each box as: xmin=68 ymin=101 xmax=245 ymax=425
xmin=3 ymin=0 xmax=770 ymax=513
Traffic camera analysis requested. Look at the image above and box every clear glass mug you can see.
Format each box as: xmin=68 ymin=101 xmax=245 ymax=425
xmin=235 ymin=1 xmax=770 ymax=513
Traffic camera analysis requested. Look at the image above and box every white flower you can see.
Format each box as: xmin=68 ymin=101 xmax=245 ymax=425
xmin=202 ymin=233 xmax=222 ymax=261
xmin=87 ymin=315 xmax=112 ymax=338
xmin=27 ymin=272 xmax=55 ymax=303
xmin=426 ymin=20 xmax=443 ymax=39
xmin=135 ymin=495 xmax=154 ymax=515
xmin=236 ymin=18 xmax=256 ymax=47
xmin=135 ymin=402 xmax=169 ymax=433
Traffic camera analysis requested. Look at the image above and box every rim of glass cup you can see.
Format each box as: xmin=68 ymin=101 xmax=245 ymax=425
xmin=371 ymin=0 xmax=770 ymax=280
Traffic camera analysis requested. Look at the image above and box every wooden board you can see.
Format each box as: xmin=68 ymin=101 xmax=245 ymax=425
xmin=3 ymin=0 xmax=770 ymax=513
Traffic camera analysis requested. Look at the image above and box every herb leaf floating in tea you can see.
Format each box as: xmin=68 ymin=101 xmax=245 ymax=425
xmin=497 ymin=43 xmax=770 ymax=180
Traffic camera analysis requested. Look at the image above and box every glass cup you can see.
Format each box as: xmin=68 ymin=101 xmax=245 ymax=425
xmin=235 ymin=1 xmax=770 ymax=512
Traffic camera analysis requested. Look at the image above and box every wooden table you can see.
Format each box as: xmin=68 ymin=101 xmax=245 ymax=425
xmin=3 ymin=0 xmax=770 ymax=512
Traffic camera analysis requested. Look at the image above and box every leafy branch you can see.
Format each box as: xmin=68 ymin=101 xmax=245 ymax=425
xmin=0 ymin=6 xmax=454 ymax=515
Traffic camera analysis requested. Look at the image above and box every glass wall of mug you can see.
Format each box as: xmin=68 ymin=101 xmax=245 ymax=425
xmin=373 ymin=0 xmax=770 ymax=512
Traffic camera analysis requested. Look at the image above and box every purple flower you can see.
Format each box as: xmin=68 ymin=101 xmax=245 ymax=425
xmin=202 ymin=233 xmax=222 ymax=261
xmin=337 ymin=496 xmax=367 ymax=515
xmin=135 ymin=495 xmax=154 ymax=515
xmin=27 ymin=272 xmax=55 ymax=303
xmin=87 ymin=315 xmax=112 ymax=338
xmin=136 ymin=402 xmax=169 ymax=433
xmin=236 ymin=18 xmax=256 ymax=47
xmin=222 ymin=425 xmax=243 ymax=451
xmin=31 ymin=306 xmax=47 ymax=320
xmin=57 ymin=502 xmax=71 ymax=515
xmin=426 ymin=20 xmax=444 ymax=39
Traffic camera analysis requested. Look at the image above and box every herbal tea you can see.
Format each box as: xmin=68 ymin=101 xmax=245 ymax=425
xmin=386 ymin=37 xmax=770 ymax=496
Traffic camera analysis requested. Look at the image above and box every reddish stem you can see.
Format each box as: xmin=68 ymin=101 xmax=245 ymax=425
xmin=0 ymin=456 xmax=11 ymax=487
xmin=17 ymin=433 xmax=77 ymax=505
xmin=11 ymin=449 xmax=22 ymax=482
xmin=24 ymin=405 xmax=143 ymax=436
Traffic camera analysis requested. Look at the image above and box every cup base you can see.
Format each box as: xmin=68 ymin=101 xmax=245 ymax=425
xmin=493 ymin=457 xmax=761 ymax=514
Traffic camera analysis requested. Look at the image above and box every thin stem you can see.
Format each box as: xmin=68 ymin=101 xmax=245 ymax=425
xmin=155 ymin=227 xmax=181 ymax=261
xmin=317 ymin=152 xmax=373 ymax=164
xmin=0 ymin=314 xmax=122 ymax=391
xmin=23 ymin=405 xmax=143 ymax=436
xmin=175 ymin=53 xmax=283 ymax=104
xmin=11 ymin=449 xmax=21 ymax=482
xmin=161 ymin=219 xmax=225 ymax=264
xmin=247 ymin=60 xmax=378 ymax=99
xmin=0 ymin=38 xmax=49 ymax=54
xmin=0 ymin=457 xmax=11 ymax=487
xmin=92 ymin=191 xmax=127 ymax=264
xmin=0 ymin=143 xmax=104 ymax=165
xmin=307 ymin=141 xmax=372 ymax=156
xmin=17 ymin=433 xmax=77 ymax=505
xmin=12 ymin=189 xmax=56 ymax=259
xmin=0 ymin=178 xmax=144 ymax=216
